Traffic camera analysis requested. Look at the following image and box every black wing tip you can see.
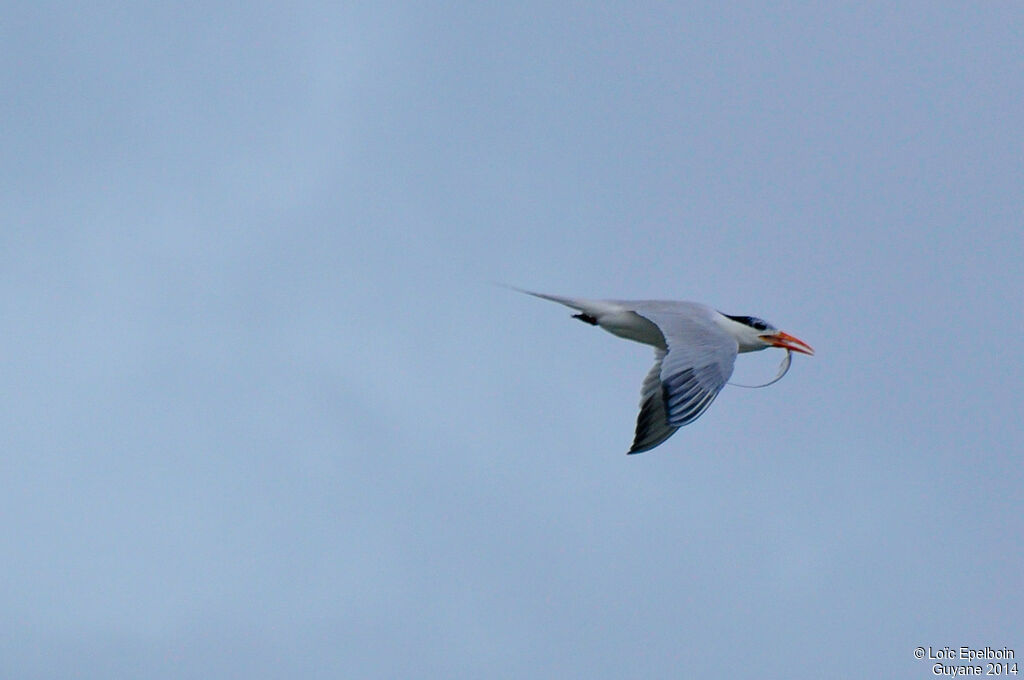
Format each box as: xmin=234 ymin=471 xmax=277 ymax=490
xmin=629 ymin=426 xmax=680 ymax=454
xmin=629 ymin=391 xmax=677 ymax=454
xmin=628 ymin=435 xmax=663 ymax=455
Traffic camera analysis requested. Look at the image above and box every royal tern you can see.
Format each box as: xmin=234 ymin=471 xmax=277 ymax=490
xmin=520 ymin=289 xmax=814 ymax=454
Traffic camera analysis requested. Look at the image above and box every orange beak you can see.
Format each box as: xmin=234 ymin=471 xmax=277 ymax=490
xmin=761 ymin=331 xmax=814 ymax=356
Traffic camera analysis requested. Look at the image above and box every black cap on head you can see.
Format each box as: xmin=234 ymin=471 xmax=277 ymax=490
xmin=723 ymin=314 xmax=774 ymax=332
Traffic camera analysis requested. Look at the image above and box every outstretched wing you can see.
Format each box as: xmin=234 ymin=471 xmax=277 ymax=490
xmin=628 ymin=304 xmax=739 ymax=454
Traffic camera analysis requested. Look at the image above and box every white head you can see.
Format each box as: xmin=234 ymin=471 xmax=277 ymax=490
xmin=716 ymin=313 xmax=815 ymax=355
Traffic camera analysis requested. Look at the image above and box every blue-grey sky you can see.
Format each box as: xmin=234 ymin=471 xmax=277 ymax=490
xmin=2 ymin=2 xmax=1021 ymax=678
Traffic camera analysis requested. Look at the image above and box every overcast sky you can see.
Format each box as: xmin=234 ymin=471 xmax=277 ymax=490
xmin=1 ymin=2 xmax=1021 ymax=678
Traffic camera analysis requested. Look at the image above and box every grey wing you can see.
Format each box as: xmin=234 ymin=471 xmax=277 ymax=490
xmin=627 ymin=305 xmax=739 ymax=454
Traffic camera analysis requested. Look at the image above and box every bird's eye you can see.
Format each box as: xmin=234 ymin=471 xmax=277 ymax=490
xmin=753 ymin=319 xmax=768 ymax=331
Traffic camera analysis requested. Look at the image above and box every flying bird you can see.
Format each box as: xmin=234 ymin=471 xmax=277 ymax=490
xmin=519 ymin=290 xmax=814 ymax=454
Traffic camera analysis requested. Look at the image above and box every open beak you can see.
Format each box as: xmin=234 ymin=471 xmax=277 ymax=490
xmin=761 ymin=331 xmax=814 ymax=356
